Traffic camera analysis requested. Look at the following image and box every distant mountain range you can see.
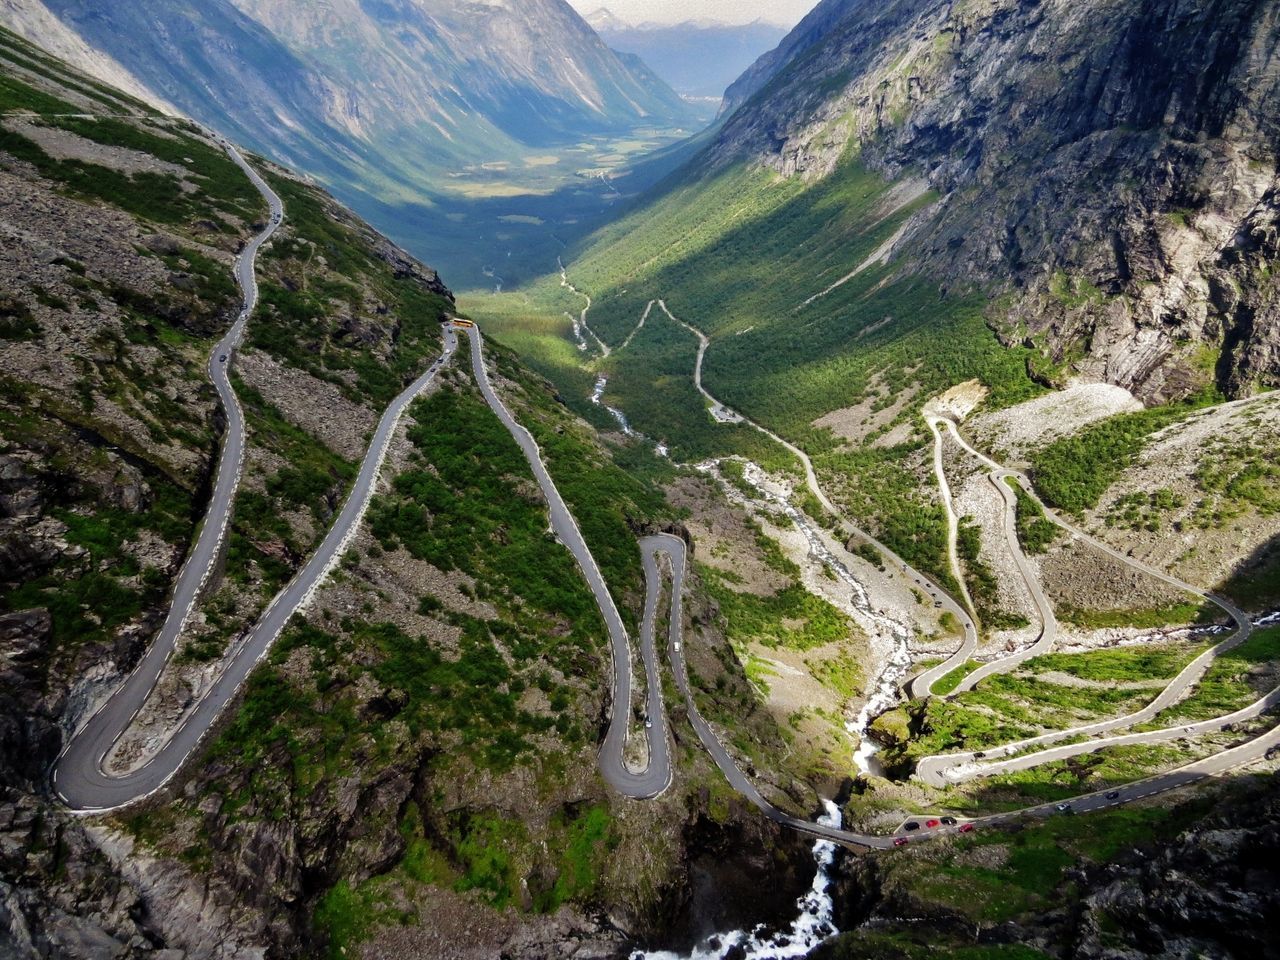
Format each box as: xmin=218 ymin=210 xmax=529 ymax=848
xmin=585 ymin=7 xmax=789 ymax=100
xmin=0 ymin=0 xmax=700 ymax=284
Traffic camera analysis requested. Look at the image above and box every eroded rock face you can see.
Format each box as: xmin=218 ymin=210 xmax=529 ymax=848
xmin=715 ymin=0 xmax=1280 ymax=403
xmin=0 ymin=790 xmax=272 ymax=960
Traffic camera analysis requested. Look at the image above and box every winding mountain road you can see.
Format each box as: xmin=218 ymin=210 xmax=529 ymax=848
xmin=926 ymin=413 xmax=1061 ymax=697
xmin=655 ymin=301 xmax=979 ymax=701
xmin=617 ymin=314 xmax=1277 ymax=844
xmin=947 ymin=468 xmax=1059 ymax=694
xmin=460 ymin=323 xmax=671 ymax=799
xmin=914 ymin=417 xmax=1258 ymax=787
xmin=925 ymin=415 xmax=978 ymax=629
xmin=53 ymin=143 xmax=459 ymax=812
xmin=643 ymin=533 xmax=1279 ymax=850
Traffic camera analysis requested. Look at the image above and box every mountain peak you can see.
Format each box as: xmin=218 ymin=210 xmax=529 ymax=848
xmin=585 ymin=6 xmax=628 ymax=31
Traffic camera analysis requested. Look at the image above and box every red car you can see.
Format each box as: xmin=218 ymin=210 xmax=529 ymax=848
xmin=893 ymin=837 xmax=909 ymax=847
xmin=959 ymin=823 xmax=976 ymax=834
xmin=926 ymin=819 xmax=940 ymax=828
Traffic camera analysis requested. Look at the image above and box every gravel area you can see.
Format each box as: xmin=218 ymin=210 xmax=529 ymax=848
xmin=3 ymin=118 xmax=195 ymax=182
xmin=951 ymin=463 xmax=1040 ymax=650
xmin=812 ymin=375 xmax=919 ymax=446
xmin=970 ymin=380 xmax=1143 ymax=460
xmin=238 ymin=348 xmax=379 ymax=461
xmin=1031 ymin=536 xmax=1192 ymax=614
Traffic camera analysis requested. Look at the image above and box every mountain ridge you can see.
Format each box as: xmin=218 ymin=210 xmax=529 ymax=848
xmin=708 ymin=0 xmax=1280 ymax=403
xmin=592 ymin=12 xmax=790 ymax=99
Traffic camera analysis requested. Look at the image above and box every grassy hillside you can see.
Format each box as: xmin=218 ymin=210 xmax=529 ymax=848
xmin=466 ymin=157 xmax=1042 ymax=581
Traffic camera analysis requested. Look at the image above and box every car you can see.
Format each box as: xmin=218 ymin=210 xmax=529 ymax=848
xmin=926 ymin=819 xmax=940 ymax=829
xmin=1106 ymin=791 xmax=1121 ymax=800
xmin=644 ymin=716 xmax=652 ymax=729
xmin=934 ymin=601 xmax=943 ymax=608
xmin=958 ymin=823 xmax=975 ymax=834
xmin=1055 ymin=803 xmax=1072 ymax=813
xmin=974 ymin=752 xmax=986 ymax=760
xmin=893 ymin=837 xmax=909 ymax=847
xmin=903 ymin=821 xmax=920 ymax=832
xmin=219 ymin=354 xmax=227 ymax=362
xmin=940 ymin=816 xmax=957 ymax=826
xmin=674 ymin=642 xmax=681 ymax=652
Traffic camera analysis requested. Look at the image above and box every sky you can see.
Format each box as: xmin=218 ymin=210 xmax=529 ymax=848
xmin=566 ymin=0 xmax=817 ymax=27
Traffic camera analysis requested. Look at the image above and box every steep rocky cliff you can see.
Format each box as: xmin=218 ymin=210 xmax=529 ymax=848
xmin=715 ymin=0 xmax=1280 ymax=403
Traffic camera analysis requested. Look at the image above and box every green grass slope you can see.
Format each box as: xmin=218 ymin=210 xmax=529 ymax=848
xmin=467 ymin=157 xmax=1042 ymax=580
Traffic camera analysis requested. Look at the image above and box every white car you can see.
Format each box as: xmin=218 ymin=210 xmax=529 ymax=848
xmin=673 ymin=642 xmax=681 ymax=652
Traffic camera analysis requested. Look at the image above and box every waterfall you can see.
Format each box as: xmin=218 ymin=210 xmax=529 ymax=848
xmin=632 ymin=801 xmax=844 ymax=960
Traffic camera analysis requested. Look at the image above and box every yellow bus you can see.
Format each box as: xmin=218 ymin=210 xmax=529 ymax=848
xmin=451 ymin=318 xmax=475 ymax=329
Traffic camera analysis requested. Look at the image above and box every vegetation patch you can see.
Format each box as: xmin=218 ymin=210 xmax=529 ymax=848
xmin=1023 ymin=642 xmax=1207 ymax=683
xmin=700 ymin=563 xmax=852 ymax=652
xmin=1055 ymin=599 xmax=1210 ymax=631
xmin=1007 ymin=478 xmax=1058 ymax=553
xmin=1143 ymin=625 xmax=1280 ymax=726
xmin=1031 ymin=389 xmax=1222 ymax=513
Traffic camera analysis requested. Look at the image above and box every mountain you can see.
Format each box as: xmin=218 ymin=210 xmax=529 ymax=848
xmin=469 ymin=0 xmax=1280 ymax=853
xmin=720 ymin=0 xmax=863 ymax=116
xmin=0 ymin=0 xmax=701 ymax=286
xmin=0 ymin=24 xmax=821 ymax=960
xmin=7 ymin=4 xmax=1280 ymax=960
xmin=591 ymin=15 xmax=790 ymax=100
xmin=585 ymin=5 xmax=628 ymax=32
xmin=712 ymin=0 xmax=1280 ymax=401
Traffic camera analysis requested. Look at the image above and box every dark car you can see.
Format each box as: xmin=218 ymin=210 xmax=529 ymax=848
xmin=974 ymin=752 xmax=986 ymax=760
xmin=893 ymin=837 xmax=909 ymax=847
xmin=1106 ymin=791 xmax=1121 ymax=800
xmin=903 ymin=821 xmax=920 ymax=832
xmin=940 ymin=816 xmax=957 ymax=826
xmin=219 ymin=354 xmax=227 ymax=362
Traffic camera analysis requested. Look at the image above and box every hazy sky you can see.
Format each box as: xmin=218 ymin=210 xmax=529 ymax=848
xmin=567 ymin=0 xmax=817 ymax=27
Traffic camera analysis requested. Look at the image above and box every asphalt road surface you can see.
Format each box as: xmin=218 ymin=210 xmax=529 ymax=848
xmin=461 ymin=323 xmax=671 ymax=799
xmin=915 ymin=416 xmax=1257 ymax=787
xmin=644 ymin=533 xmax=1280 ymax=850
xmin=53 ymin=144 xmax=457 ymax=812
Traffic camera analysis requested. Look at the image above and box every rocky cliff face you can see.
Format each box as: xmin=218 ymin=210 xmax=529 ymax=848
xmin=814 ymin=771 xmax=1280 ymax=959
xmin=714 ymin=0 xmax=1280 ymax=403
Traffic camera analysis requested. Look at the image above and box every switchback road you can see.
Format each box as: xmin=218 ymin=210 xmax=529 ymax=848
xmin=54 ymin=143 xmax=458 ymax=812
xmin=460 ymin=323 xmax=671 ymax=799
xmin=654 ymin=301 xmax=979 ymax=701
xmin=915 ymin=417 xmax=1257 ymax=787
xmin=643 ymin=534 xmax=1280 ymax=850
